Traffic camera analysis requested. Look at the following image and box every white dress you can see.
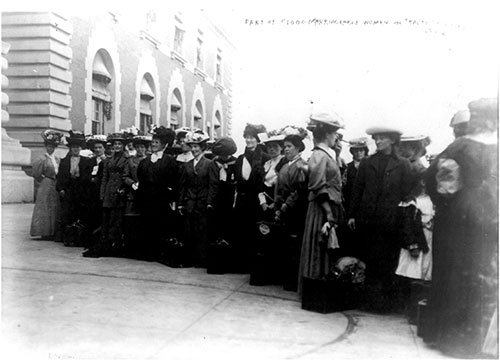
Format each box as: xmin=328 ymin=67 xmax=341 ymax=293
xmin=395 ymin=194 xmax=434 ymax=281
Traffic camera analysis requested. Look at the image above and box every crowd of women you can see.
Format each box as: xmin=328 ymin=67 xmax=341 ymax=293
xmin=30 ymin=97 xmax=498 ymax=359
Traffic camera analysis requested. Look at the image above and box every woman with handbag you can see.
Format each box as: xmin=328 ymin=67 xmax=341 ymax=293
xmin=30 ymin=130 xmax=63 ymax=240
xmin=298 ymin=113 xmax=344 ymax=295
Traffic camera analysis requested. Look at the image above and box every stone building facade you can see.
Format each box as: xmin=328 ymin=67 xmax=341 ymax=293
xmin=1 ymin=11 xmax=234 ymax=202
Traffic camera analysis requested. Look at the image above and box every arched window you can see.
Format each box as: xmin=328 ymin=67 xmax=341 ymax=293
xmin=91 ymin=50 xmax=114 ymax=134
xmin=193 ymin=100 xmax=203 ymax=130
xmin=170 ymin=88 xmax=182 ymax=129
xmin=214 ymin=110 xmax=222 ymax=138
xmin=140 ymin=74 xmax=155 ymax=133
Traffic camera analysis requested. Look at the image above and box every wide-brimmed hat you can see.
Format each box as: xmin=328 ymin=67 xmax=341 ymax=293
xmin=86 ymin=134 xmax=108 ymax=148
xmin=263 ymin=134 xmax=286 ymax=146
xmin=107 ymin=132 xmax=127 ymax=142
xmin=121 ymin=126 xmax=141 ymax=141
xmin=66 ymin=130 xmax=86 ymax=147
xmin=450 ymin=109 xmax=470 ymax=127
xmin=175 ymin=127 xmax=192 ymax=140
xmin=212 ymin=137 xmax=237 ymax=156
xmin=308 ymin=112 xmax=345 ymax=131
xmin=348 ymin=137 xmax=369 ymax=149
xmin=132 ymin=135 xmax=152 ymax=146
xmin=41 ymin=129 xmax=63 ymax=146
xmin=400 ymin=135 xmax=431 ymax=146
xmin=365 ymin=125 xmax=403 ymax=136
xmin=185 ymin=130 xmax=210 ymax=145
xmin=243 ymin=123 xmax=267 ymax=142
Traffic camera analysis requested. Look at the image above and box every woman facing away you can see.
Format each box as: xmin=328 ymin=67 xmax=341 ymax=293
xmin=422 ymin=98 xmax=498 ymax=359
xmin=30 ymin=130 xmax=64 ymax=240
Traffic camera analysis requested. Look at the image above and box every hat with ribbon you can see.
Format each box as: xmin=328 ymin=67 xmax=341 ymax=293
xmin=150 ymin=125 xmax=176 ymax=146
xmin=308 ymin=112 xmax=345 ymax=131
xmin=185 ymin=130 xmax=210 ymax=145
xmin=86 ymin=134 xmax=108 ymax=148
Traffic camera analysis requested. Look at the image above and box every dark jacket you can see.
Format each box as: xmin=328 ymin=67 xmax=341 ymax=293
xmin=56 ymin=154 xmax=93 ymax=193
xmin=179 ymin=156 xmax=219 ymax=212
xmin=342 ymin=161 xmax=358 ymax=210
xmin=136 ymin=153 xmax=179 ymax=211
xmin=348 ymin=152 xmax=413 ymax=229
xmin=100 ymin=151 xmax=128 ymax=208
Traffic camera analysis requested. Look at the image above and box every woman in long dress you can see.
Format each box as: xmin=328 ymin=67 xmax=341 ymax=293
xmin=298 ymin=113 xmax=344 ymax=294
xmin=422 ymin=98 xmax=498 ymax=358
xmin=233 ymin=123 xmax=270 ymax=272
xmin=30 ymin=130 xmax=63 ymax=239
xmin=274 ymin=131 xmax=309 ymax=291
xmin=178 ymin=130 xmax=219 ymax=267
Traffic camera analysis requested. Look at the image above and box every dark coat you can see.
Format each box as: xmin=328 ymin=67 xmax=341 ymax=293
xmin=56 ymin=154 xmax=93 ymax=193
xmin=100 ymin=151 xmax=128 ymax=208
xmin=179 ymin=156 xmax=219 ymax=212
xmin=136 ymin=153 xmax=179 ymax=213
xmin=422 ymin=137 xmax=498 ymax=356
xmin=348 ymin=152 xmax=413 ymax=229
xmin=56 ymin=153 xmax=94 ymax=229
xmin=342 ymin=161 xmax=358 ymax=211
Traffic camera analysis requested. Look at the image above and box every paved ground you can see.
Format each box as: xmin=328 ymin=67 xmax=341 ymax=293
xmin=1 ymin=203 xmax=449 ymax=360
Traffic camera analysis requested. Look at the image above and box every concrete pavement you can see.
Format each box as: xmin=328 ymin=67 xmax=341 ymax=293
xmin=1 ymin=203 xmax=448 ymax=360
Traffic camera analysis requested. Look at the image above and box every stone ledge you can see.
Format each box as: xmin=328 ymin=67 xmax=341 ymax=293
xmin=1 ymin=24 xmax=71 ymax=45
xmin=1 ymin=13 xmax=72 ymax=35
xmin=7 ymin=77 xmax=70 ymax=93
xmin=8 ymin=39 xmax=72 ymax=59
xmin=7 ymin=51 xmax=70 ymax=69
xmin=6 ymin=64 xmax=72 ymax=83
xmin=8 ymin=103 xmax=69 ymax=118
xmin=8 ymin=90 xmax=72 ymax=108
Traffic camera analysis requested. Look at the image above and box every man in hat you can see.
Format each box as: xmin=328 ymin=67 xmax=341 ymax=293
xmin=56 ymin=131 xmax=94 ymax=245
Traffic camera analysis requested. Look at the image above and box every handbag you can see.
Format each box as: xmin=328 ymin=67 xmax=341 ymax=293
xmin=64 ymin=220 xmax=86 ymax=247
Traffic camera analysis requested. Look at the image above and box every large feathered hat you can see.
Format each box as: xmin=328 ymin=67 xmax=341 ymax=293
xmin=184 ymin=130 xmax=210 ymax=145
xmin=86 ymin=134 xmax=108 ymax=148
xmin=150 ymin=125 xmax=175 ymax=146
xmin=41 ymin=129 xmax=63 ymax=146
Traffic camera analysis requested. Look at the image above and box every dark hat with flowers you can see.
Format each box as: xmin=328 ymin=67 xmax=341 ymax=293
xmin=66 ymin=130 xmax=86 ymax=147
xmin=150 ymin=125 xmax=175 ymax=146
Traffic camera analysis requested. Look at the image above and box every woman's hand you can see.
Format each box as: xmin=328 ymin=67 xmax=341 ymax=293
xmin=59 ymin=190 xmax=65 ymax=198
xmin=408 ymin=244 xmax=421 ymax=258
xmin=261 ymin=203 xmax=269 ymax=212
xmin=321 ymin=221 xmax=336 ymax=236
xmin=347 ymin=218 xmax=356 ymax=231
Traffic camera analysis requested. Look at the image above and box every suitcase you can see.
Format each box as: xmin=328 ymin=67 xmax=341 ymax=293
xmin=417 ymin=299 xmax=428 ymax=337
xmin=301 ymin=276 xmax=364 ymax=314
xmin=63 ymin=220 xmax=86 ymax=247
xmin=207 ymin=239 xmax=230 ymax=274
xmin=249 ymin=221 xmax=284 ymax=286
xmin=407 ymin=281 xmax=430 ymax=325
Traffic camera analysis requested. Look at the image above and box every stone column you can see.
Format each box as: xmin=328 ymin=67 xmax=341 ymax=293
xmin=1 ymin=41 xmax=33 ymax=203
xmin=1 ymin=12 xmax=72 ymax=162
